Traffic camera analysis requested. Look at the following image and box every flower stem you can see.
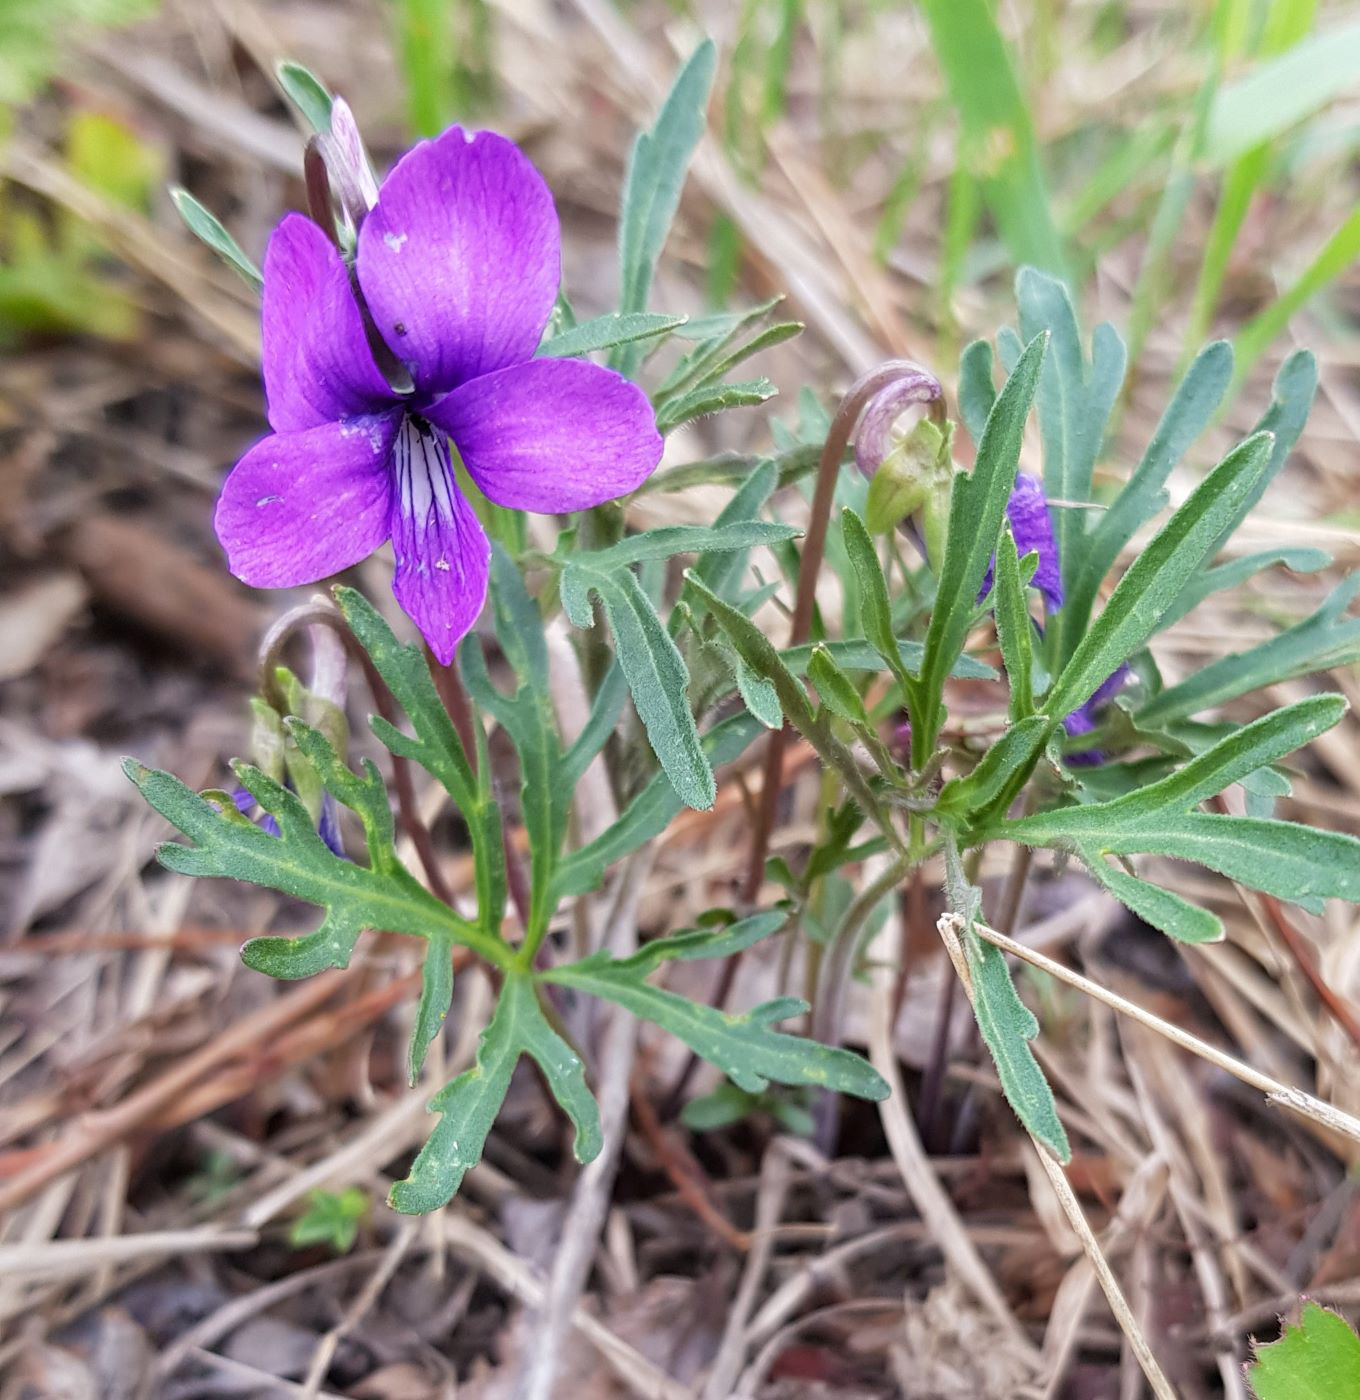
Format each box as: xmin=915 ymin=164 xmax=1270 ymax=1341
xmin=741 ymin=360 xmax=945 ymax=904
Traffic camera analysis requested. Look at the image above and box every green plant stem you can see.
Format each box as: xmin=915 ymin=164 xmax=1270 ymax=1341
xmin=810 ymin=851 xmax=915 ymax=1055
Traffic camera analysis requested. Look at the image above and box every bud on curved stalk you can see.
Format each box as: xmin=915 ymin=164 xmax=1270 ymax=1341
xmin=854 ymin=365 xmax=955 ymax=568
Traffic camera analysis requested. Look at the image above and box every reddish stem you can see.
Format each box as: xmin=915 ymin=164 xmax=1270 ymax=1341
xmin=740 ymin=360 xmax=944 ymax=903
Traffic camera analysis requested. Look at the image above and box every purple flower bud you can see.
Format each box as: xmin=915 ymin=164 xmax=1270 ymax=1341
xmin=854 ymin=367 xmax=945 ymax=478
xmin=229 ymin=786 xmax=346 ymax=857
xmin=318 ymin=97 xmax=380 ymax=229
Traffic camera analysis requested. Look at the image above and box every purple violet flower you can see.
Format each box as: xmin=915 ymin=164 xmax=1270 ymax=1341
xmin=981 ymin=474 xmax=1064 ymax=613
xmin=215 ymin=126 xmax=664 ymax=662
xmin=1063 ymin=665 xmax=1130 ymax=765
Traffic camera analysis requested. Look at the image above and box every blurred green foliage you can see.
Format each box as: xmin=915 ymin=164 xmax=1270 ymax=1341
xmin=0 ymin=0 xmax=157 ymax=110
xmin=288 ymin=1186 xmax=370 ymax=1253
xmin=0 ymin=108 xmax=162 ymax=345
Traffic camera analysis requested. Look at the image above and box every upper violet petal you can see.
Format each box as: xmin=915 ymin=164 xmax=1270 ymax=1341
xmin=261 ymin=214 xmax=396 ymax=432
xmin=215 ymin=413 xmax=399 ymax=587
xmin=357 ymin=126 xmax=561 ymax=395
xmin=388 ymin=416 xmax=491 ymax=663
xmin=1006 ymin=474 xmax=1064 ymax=613
xmin=426 ymin=358 xmax=662 ymax=513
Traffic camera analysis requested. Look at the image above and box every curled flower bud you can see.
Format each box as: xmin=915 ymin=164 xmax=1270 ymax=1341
xmin=853 ymin=366 xmax=946 ymax=480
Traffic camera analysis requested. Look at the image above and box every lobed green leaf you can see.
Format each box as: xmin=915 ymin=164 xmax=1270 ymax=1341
xmin=390 ymin=973 xmax=601 ymax=1214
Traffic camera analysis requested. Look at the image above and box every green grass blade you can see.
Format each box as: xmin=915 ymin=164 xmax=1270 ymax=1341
xmin=918 ymin=0 xmax=1066 ymax=275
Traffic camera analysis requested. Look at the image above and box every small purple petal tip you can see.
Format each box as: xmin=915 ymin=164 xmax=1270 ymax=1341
xmin=854 ymin=368 xmax=945 ymax=478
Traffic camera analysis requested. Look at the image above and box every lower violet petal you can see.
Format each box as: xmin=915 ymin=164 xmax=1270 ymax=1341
xmin=426 ymin=358 xmax=663 ymax=513
xmin=389 ymin=415 xmax=491 ymax=663
xmin=215 ymin=413 xmax=399 ymax=588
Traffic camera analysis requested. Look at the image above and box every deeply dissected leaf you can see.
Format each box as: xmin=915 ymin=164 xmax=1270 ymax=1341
xmin=1079 ymin=852 xmax=1224 ymax=944
xmin=1065 ymin=339 xmax=1233 ymax=638
xmin=991 ymin=698 xmax=1357 ymax=917
xmin=605 ymin=910 xmax=787 ymax=978
xmin=1138 ymin=576 xmax=1360 ymax=727
xmin=808 ymin=645 xmax=871 ymax=728
xmin=559 ymin=523 xmax=797 ymax=812
xmin=1247 ymin=1301 xmax=1360 ymax=1400
xmin=689 ymin=459 xmax=780 ymax=602
xmin=957 ymin=338 xmax=996 ymax=444
xmin=1206 ymin=350 xmax=1318 ymax=553
xmin=461 ymin=551 xmax=567 ymax=944
xmin=1158 ymin=546 xmax=1331 ymax=634
xmin=993 ymin=526 xmax=1035 ymax=721
xmin=937 ymin=715 xmax=1049 ymax=820
xmin=542 ymin=953 xmax=888 ymax=1103
xmin=410 ymin=933 xmax=456 ymax=1080
xmin=1095 ymin=695 xmax=1346 ymax=818
xmin=966 ymin=927 xmax=1071 ymax=1161
xmin=390 ymin=973 xmax=601 ymax=1214
xmin=657 ymin=318 xmax=802 ymax=407
xmin=554 ymin=713 xmax=763 ymax=898
xmin=336 ymin=586 xmax=507 ymax=931
xmin=841 ymin=507 xmax=917 ymax=705
xmin=686 ymin=573 xmax=902 ymax=833
xmin=124 ymin=743 xmax=506 ymax=981
xmin=1015 ymin=268 xmax=1126 ymax=612
xmin=564 ymin=564 xmax=712 ymax=810
xmin=656 ymin=377 xmax=778 ymax=434
xmin=781 ymin=640 xmax=996 ymax=683
xmin=561 ymin=662 xmax=628 ymax=789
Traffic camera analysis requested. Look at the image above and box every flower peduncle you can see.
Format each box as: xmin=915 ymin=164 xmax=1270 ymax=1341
xmin=742 ymin=358 xmax=947 ymax=903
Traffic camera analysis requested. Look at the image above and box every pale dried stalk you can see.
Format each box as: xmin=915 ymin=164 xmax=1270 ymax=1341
xmin=971 ymin=920 xmax=1360 ymax=1146
xmin=517 ymin=849 xmax=654 ymax=1400
xmin=442 ymin=1212 xmax=691 ymax=1400
xmin=703 ymin=1142 xmax=792 ymax=1398
xmin=936 ymin=914 xmax=1177 ymax=1400
xmin=0 ymin=1227 xmax=257 ymax=1280
xmin=867 ymin=956 xmax=1040 ymax=1364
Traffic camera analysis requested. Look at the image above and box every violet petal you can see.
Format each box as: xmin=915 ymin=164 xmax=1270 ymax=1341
xmin=215 ymin=413 xmax=399 ymax=588
xmin=426 ymin=358 xmax=662 ymax=512
xmin=261 ymin=214 xmax=397 ymax=432
xmin=1006 ymin=474 xmax=1064 ymax=612
xmin=357 ymin=126 xmax=560 ymax=395
xmin=388 ymin=416 xmax=491 ymax=663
